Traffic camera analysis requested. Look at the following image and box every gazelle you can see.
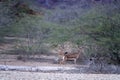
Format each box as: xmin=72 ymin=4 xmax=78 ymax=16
xmin=59 ymin=46 xmax=85 ymax=64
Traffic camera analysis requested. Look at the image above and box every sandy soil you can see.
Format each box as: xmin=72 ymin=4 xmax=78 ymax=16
xmin=0 ymin=71 xmax=120 ymax=80
xmin=0 ymin=54 xmax=120 ymax=80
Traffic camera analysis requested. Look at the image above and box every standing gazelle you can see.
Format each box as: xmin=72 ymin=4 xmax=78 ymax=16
xmin=59 ymin=46 xmax=85 ymax=64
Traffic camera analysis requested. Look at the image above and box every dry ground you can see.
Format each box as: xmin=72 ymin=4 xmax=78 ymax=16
xmin=0 ymin=71 xmax=120 ymax=80
xmin=0 ymin=43 xmax=120 ymax=80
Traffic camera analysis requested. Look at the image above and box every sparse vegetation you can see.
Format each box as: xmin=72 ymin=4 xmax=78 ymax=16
xmin=0 ymin=0 xmax=120 ymax=73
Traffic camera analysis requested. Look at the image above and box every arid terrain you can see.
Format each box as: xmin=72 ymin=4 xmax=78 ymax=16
xmin=0 ymin=46 xmax=120 ymax=80
xmin=0 ymin=0 xmax=120 ymax=80
xmin=0 ymin=71 xmax=120 ymax=80
xmin=0 ymin=55 xmax=120 ymax=80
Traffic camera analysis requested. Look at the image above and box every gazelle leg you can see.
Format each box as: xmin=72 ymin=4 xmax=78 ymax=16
xmin=60 ymin=56 xmax=65 ymax=64
xmin=60 ymin=60 xmax=65 ymax=64
xmin=74 ymin=59 xmax=77 ymax=64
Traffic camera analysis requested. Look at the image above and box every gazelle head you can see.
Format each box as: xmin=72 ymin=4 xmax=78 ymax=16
xmin=64 ymin=52 xmax=68 ymax=55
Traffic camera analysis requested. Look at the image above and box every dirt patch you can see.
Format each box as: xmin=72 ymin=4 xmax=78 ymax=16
xmin=0 ymin=54 xmax=120 ymax=74
xmin=0 ymin=71 xmax=120 ymax=80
